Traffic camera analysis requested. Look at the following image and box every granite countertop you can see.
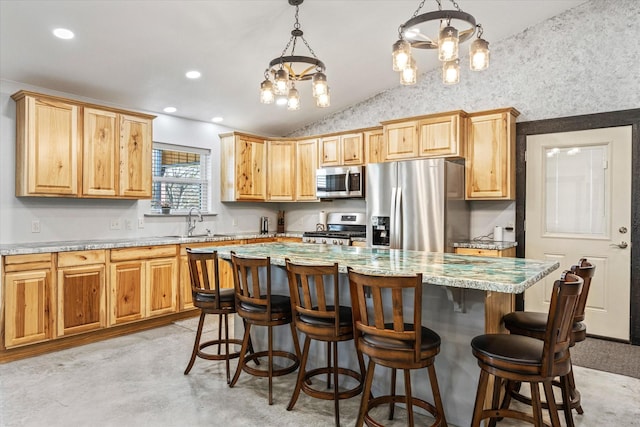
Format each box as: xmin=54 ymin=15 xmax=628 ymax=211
xmin=0 ymin=232 xmax=305 ymax=256
xmin=453 ymin=240 xmax=518 ymax=251
xmin=192 ymin=242 xmax=558 ymax=294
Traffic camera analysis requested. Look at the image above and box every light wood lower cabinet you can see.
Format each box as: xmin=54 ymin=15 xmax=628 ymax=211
xmin=3 ymin=253 xmax=54 ymax=348
xmin=57 ymin=250 xmax=107 ymax=336
xmin=109 ymin=245 xmax=178 ymax=325
xmin=454 ymin=247 xmax=516 ymax=258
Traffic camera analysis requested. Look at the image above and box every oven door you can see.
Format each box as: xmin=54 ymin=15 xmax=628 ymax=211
xmin=316 ymin=166 xmax=364 ymax=199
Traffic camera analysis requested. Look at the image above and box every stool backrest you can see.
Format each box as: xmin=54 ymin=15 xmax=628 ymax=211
xmin=541 ymin=271 xmax=583 ymax=376
xmin=186 ymin=249 xmax=222 ymax=308
xmin=230 ymin=251 xmax=272 ymax=311
xmin=285 ymin=259 xmax=341 ymax=333
xmin=570 ymin=258 xmax=595 ymax=323
xmin=347 ymin=267 xmax=423 ymax=363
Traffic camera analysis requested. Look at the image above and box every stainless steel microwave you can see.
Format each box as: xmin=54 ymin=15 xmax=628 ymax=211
xmin=316 ymin=166 xmax=364 ymax=199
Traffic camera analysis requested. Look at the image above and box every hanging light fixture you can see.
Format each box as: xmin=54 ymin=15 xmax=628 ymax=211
xmin=392 ymin=0 xmax=490 ymax=85
xmin=259 ymin=0 xmax=330 ymax=109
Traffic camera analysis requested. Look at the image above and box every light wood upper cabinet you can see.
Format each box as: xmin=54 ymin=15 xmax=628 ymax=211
xmin=3 ymin=253 xmax=54 ymax=348
xmin=83 ymin=108 xmax=118 ymax=197
xmin=320 ymin=132 xmax=364 ymax=166
xmin=119 ymin=114 xmax=153 ymax=198
xmin=11 ymin=90 xmax=154 ymax=199
xmin=296 ymin=138 xmax=319 ymax=201
xmin=220 ymin=132 xmax=267 ymax=201
xmin=383 ymin=120 xmax=419 ymax=160
xmin=13 ymin=93 xmax=79 ymax=197
xmin=364 ymin=128 xmax=385 ymax=164
xmin=57 ymin=250 xmax=107 ymax=337
xmin=267 ymin=140 xmax=296 ymax=201
xmin=466 ymin=108 xmax=520 ymax=200
xmin=417 ymin=111 xmax=466 ymax=158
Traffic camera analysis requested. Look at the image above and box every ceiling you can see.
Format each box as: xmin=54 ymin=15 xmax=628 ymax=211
xmin=0 ymin=0 xmax=585 ymax=137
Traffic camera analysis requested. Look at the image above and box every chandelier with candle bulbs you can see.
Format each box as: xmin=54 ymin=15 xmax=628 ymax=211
xmin=259 ymin=0 xmax=329 ymax=110
xmin=392 ymin=0 xmax=490 ymax=85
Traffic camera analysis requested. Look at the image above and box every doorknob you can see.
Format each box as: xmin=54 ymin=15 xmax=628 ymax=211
xmin=619 ymin=226 xmax=628 ymax=234
xmin=610 ymin=241 xmax=629 ymax=249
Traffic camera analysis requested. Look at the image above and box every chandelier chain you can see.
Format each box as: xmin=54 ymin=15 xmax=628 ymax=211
xmin=448 ymin=0 xmax=462 ymax=12
xmin=412 ymin=0 xmax=428 ymax=17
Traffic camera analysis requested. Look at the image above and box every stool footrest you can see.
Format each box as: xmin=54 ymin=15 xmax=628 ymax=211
xmin=197 ymin=338 xmax=243 ymax=361
xmin=364 ymin=394 xmax=443 ymax=427
xmin=301 ymin=367 xmax=363 ymax=401
xmin=242 ymin=350 xmax=299 ymax=378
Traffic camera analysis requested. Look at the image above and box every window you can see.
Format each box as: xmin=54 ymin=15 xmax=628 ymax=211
xmin=152 ymin=143 xmax=211 ymax=212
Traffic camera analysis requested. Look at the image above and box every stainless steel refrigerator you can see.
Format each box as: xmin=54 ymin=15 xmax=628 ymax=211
xmin=366 ymin=158 xmax=469 ymax=252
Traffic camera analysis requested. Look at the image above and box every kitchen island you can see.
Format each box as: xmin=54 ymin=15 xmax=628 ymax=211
xmin=192 ymin=242 xmax=558 ymax=426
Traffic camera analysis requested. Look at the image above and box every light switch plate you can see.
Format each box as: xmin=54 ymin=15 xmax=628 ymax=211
xmin=110 ymin=219 xmax=121 ymax=230
xmin=31 ymin=220 xmax=41 ymax=233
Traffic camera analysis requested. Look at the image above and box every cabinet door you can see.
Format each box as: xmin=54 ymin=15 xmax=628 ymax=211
xmin=296 ymin=138 xmax=318 ymax=201
xmin=341 ymin=133 xmax=364 ymax=165
xmin=4 ymin=270 xmax=52 ymax=347
xmin=384 ymin=121 xmax=419 ymax=160
xmin=147 ymin=258 xmax=178 ymax=317
xmin=418 ymin=113 xmax=464 ymax=158
xmin=466 ymin=111 xmax=516 ymax=200
xmin=235 ymin=136 xmax=267 ymax=201
xmin=365 ymin=129 xmax=385 ymax=164
xmin=320 ymin=135 xmax=341 ymax=166
xmin=83 ymin=108 xmax=118 ymax=197
xmin=119 ymin=114 xmax=152 ymax=198
xmin=16 ymin=95 xmax=79 ymax=196
xmin=267 ymin=140 xmax=296 ymax=201
xmin=57 ymin=265 xmax=106 ymax=336
xmin=110 ymin=261 xmax=145 ymax=325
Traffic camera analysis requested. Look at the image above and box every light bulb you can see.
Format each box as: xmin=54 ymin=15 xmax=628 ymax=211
xmin=316 ymin=88 xmax=330 ymax=108
xmin=438 ymin=25 xmax=459 ymax=61
xmin=312 ymin=72 xmax=328 ymax=97
xmin=392 ymin=39 xmax=412 ymax=71
xmin=400 ymin=57 xmax=417 ymax=85
xmin=274 ymin=69 xmax=289 ymax=95
xmin=259 ymin=79 xmax=274 ymax=104
xmin=470 ymin=38 xmax=490 ymax=71
xmin=443 ymin=59 xmax=460 ymax=84
xmin=287 ymin=86 xmax=300 ymax=110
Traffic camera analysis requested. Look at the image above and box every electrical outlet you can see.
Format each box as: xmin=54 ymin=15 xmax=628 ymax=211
xmin=232 ymin=218 xmax=238 ymax=226
xmin=125 ymin=219 xmax=133 ymax=230
xmin=138 ymin=217 xmax=145 ymax=229
xmin=110 ymin=219 xmax=121 ymax=230
xmin=31 ymin=220 xmax=41 ymax=233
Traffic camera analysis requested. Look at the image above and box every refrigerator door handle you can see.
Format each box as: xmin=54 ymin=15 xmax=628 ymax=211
xmin=393 ymin=187 xmax=402 ymax=248
xmin=390 ymin=187 xmax=397 ymax=248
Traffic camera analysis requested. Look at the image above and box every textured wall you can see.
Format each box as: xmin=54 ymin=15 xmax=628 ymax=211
xmin=289 ymin=0 xmax=640 ymax=137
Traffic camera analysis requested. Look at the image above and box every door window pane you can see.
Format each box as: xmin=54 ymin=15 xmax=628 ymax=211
xmin=545 ymin=145 xmax=607 ymax=235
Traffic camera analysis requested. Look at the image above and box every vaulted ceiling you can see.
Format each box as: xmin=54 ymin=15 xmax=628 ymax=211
xmin=0 ymin=0 xmax=585 ymax=136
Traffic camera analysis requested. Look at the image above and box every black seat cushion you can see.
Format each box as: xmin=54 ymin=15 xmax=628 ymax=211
xmin=362 ymin=323 xmax=441 ymax=351
xmin=504 ymin=311 xmax=587 ymax=339
xmin=239 ymin=294 xmax=292 ymax=313
xmin=471 ymin=334 xmax=544 ymax=365
xmin=193 ymin=287 xmax=235 ymax=304
xmin=298 ymin=305 xmax=353 ymax=327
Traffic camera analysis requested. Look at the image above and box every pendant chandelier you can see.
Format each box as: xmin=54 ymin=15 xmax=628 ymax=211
xmin=259 ymin=0 xmax=329 ymax=110
xmin=392 ymin=0 xmax=490 ymax=86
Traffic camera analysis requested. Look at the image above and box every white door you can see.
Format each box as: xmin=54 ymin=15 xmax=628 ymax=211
xmin=525 ymin=126 xmax=632 ymax=340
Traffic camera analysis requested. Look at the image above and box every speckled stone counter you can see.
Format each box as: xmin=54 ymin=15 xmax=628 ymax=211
xmin=0 ymin=232 xmax=304 ymax=256
xmin=453 ymin=240 xmax=518 ymax=251
xmin=192 ymin=241 xmax=556 ymax=294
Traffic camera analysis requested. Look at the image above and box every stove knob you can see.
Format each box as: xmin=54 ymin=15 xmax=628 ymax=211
xmin=321 ymin=239 xmax=326 ymax=244
xmin=332 ymin=239 xmax=338 ymax=245
xmin=338 ymin=240 xmax=344 ymax=245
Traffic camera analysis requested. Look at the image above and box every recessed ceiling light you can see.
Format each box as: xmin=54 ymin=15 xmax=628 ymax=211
xmin=211 ymin=117 xmax=223 ymax=123
xmin=185 ymin=70 xmax=201 ymax=79
xmin=163 ymin=107 xmax=177 ymax=113
xmin=53 ymin=28 xmax=74 ymax=40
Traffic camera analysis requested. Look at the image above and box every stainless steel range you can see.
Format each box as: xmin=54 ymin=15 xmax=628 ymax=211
xmin=302 ymin=212 xmax=366 ymax=246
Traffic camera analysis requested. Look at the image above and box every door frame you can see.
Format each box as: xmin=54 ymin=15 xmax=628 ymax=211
xmin=515 ymin=109 xmax=640 ymax=345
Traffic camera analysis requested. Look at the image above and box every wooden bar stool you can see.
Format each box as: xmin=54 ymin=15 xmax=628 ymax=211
xmin=347 ymin=267 xmax=448 ymax=427
xmin=285 ymin=259 xmax=366 ymax=427
xmin=183 ymin=249 xmax=243 ymax=383
xmin=229 ymin=252 xmax=301 ymax=405
xmin=502 ymin=258 xmax=595 ymax=424
xmin=470 ymin=271 xmax=584 ymax=427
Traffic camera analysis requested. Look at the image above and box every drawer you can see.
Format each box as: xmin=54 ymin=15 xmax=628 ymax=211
xmin=58 ymin=250 xmax=106 ymax=267
xmin=3 ymin=253 xmax=53 ymax=272
xmin=110 ymin=245 xmax=178 ymax=262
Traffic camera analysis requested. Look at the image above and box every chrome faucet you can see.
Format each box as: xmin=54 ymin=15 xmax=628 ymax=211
xmin=186 ymin=207 xmax=203 ymax=237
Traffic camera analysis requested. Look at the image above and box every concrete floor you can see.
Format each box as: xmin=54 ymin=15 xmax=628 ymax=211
xmin=1 ymin=316 xmax=639 ymax=427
